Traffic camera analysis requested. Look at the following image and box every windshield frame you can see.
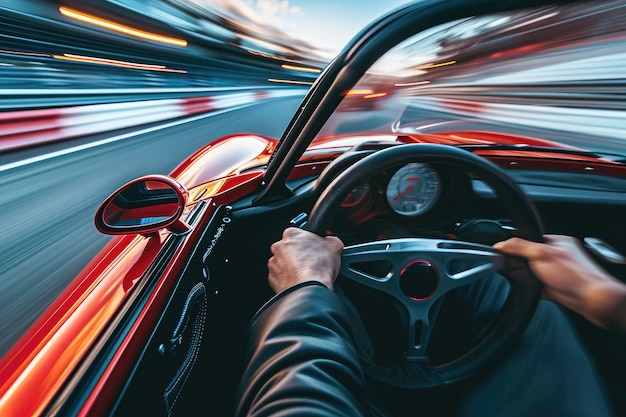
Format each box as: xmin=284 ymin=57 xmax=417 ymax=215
xmin=254 ymin=0 xmax=577 ymax=204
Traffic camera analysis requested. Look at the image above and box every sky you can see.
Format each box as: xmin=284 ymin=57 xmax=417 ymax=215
xmin=190 ymin=0 xmax=415 ymax=60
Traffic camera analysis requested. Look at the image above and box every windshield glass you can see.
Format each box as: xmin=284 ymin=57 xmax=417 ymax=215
xmin=316 ymin=0 xmax=626 ymax=161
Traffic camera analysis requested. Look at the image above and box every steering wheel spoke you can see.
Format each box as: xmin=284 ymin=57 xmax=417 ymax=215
xmin=340 ymin=245 xmax=393 ymax=290
xmin=436 ymin=241 xmax=505 ymax=293
xmin=341 ymin=238 xmax=503 ymax=362
xmin=342 ymin=238 xmax=503 ymax=300
xmin=404 ymin=302 xmax=441 ymax=360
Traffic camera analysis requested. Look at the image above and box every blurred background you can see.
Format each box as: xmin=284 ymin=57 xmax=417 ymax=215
xmin=0 ymin=0 xmax=624 ymax=359
xmin=0 ymin=0 xmax=410 ymax=94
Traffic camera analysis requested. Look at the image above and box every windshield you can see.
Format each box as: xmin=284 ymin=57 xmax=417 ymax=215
xmin=317 ymin=0 xmax=626 ymax=161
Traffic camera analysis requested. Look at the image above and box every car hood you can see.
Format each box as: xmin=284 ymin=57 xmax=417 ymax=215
xmin=309 ymin=131 xmax=622 ymax=165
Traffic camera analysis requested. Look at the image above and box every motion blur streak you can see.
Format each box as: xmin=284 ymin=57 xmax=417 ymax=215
xmin=346 ymin=89 xmax=375 ymax=96
xmin=0 ymin=49 xmax=50 ymax=57
xmin=395 ymin=81 xmax=430 ymax=87
xmin=417 ymin=60 xmax=457 ymax=70
xmin=268 ymin=79 xmax=314 ymax=85
xmin=364 ymin=92 xmax=388 ymax=99
xmin=281 ymin=64 xmax=322 ymax=73
xmin=504 ymin=11 xmax=559 ymax=31
xmin=58 ymin=7 xmax=188 ymax=47
xmin=53 ymin=53 xmax=187 ymax=73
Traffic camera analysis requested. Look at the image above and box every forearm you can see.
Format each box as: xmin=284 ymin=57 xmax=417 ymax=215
xmin=236 ymin=282 xmax=368 ymax=417
xmin=581 ymin=279 xmax=626 ymax=333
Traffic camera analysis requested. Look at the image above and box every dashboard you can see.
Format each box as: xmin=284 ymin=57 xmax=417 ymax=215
xmin=332 ymin=162 xmax=473 ymax=241
xmin=276 ymin=145 xmax=626 ymax=262
xmin=325 ymin=158 xmax=626 ymax=270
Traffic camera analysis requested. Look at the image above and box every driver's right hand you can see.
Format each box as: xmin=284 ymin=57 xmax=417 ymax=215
xmin=495 ymin=235 xmax=626 ymax=329
xmin=268 ymin=228 xmax=344 ymax=294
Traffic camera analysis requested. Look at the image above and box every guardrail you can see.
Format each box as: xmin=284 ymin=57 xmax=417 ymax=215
xmin=0 ymin=86 xmax=294 ymax=110
xmin=410 ymin=83 xmax=624 ymax=110
xmin=0 ymin=88 xmax=307 ymax=153
xmin=410 ymin=95 xmax=625 ymax=142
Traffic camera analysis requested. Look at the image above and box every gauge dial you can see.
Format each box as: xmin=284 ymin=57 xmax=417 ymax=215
xmin=386 ymin=163 xmax=441 ymax=216
xmin=340 ymin=183 xmax=370 ymax=208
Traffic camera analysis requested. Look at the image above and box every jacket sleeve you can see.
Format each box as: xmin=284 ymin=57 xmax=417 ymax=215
xmin=235 ymin=281 xmax=369 ymax=417
xmin=608 ymin=296 xmax=626 ymax=337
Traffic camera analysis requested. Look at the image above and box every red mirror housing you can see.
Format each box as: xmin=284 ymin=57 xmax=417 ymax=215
xmin=95 ymin=175 xmax=190 ymax=236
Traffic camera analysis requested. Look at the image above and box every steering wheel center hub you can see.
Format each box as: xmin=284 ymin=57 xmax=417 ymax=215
xmin=400 ymin=260 xmax=438 ymax=300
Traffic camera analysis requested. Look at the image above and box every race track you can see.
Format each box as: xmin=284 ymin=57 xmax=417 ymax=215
xmin=0 ymin=92 xmax=623 ymax=359
xmin=0 ymin=97 xmax=301 ymax=357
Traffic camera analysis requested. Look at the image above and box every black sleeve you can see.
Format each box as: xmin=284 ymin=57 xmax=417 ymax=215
xmin=235 ymin=281 xmax=369 ymax=417
xmin=608 ymin=295 xmax=626 ymax=337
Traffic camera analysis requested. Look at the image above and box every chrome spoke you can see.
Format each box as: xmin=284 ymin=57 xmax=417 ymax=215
xmin=341 ymin=238 xmax=504 ymax=361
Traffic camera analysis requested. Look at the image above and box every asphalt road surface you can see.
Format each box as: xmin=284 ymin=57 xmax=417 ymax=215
xmin=0 ymin=97 xmax=302 ymax=358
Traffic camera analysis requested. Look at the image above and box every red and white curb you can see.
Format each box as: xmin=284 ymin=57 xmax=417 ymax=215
xmin=0 ymin=89 xmax=304 ymax=152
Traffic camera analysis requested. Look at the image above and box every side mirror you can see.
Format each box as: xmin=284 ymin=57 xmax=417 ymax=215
xmin=95 ymin=175 xmax=191 ymax=236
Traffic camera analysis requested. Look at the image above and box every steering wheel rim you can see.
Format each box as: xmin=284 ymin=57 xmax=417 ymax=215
xmin=306 ymin=143 xmax=543 ymax=389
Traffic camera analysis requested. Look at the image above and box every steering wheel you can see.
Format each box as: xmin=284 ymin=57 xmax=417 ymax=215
xmin=306 ymin=143 xmax=543 ymax=389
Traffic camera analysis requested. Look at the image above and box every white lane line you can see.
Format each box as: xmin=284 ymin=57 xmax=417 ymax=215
xmin=0 ymin=102 xmax=258 ymax=173
xmin=0 ymin=86 xmax=268 ymax=95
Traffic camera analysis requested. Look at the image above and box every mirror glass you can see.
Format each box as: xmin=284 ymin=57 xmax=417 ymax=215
xmin=101 ymin=180 xmax=181 ymax=228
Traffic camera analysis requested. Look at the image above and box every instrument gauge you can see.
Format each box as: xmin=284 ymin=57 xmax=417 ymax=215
xmin=340 ymin=183 xmax=371 ymax=208
xmin=386 ymin=163 xmax=441 ymax=216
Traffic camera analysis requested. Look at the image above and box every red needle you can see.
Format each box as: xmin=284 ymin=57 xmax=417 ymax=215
xmin=394 ymin=184 xmax=415 ymax=200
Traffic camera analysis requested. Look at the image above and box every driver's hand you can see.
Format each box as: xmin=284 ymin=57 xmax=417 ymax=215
xmin=268 ymin=228 xmax=344 ymax=294
xmin=495 ymin=235 xmax=626 ymax=329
